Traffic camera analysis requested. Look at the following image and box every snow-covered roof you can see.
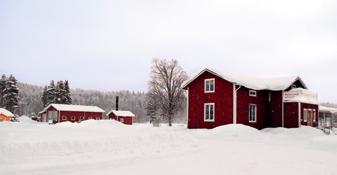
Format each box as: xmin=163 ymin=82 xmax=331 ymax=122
xmin=319 ymin=106 xmax=337 ymax=113
xmin=283 ymin=88 xmax=318 ymax=105
xmin=183 ymin=68 xmax=307 ymax=91
xmin=41 ymin=104 xmax=105 ymax=113
xmin=0 ymin=108 xmax=15 ymax=117
xmin=108 ymin=110 xmax=135 ymax=117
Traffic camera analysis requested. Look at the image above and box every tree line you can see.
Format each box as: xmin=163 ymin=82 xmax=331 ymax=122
xmin=41 ymin=80 xmax=72 ymax=107
xmin=0 ymin=74 xmax=19 ymax=113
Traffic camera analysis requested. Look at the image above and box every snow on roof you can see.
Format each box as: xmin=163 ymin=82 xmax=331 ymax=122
xmin=41 ymin=104 xmax=105 ymax=113
xmin=183 ymin=68 xmax=307 ymax=91
xmin=0 ymin=108 xmax=15 ymax=117
xmin=108 ymin=110 xmax=135 ymax=117
xmin=319 ymin=106 xmax=337 ymax=113
xmin=283 ymin=88 xmax=318 ymax=105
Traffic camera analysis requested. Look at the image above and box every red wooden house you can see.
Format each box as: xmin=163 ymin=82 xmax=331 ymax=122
xmin=108 ymin=110 xmax=135 ymax=125
xmin=38 ymin=104 xmax=105 ymax=123
xmin=183 ymin=68 xmax=318 ymax=129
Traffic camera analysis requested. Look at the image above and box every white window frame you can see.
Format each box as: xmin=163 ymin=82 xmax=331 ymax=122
xmin=80 ymin=116 xmax=85 ymax=120
xmin=62 ymin=116 xmax=67 ymax=120
xmin=71 ymin=116 xmax=76 ymax=121
xmin=303 ymin=109 xmax=308 ymax=122
xmin=204 ymin=103 xmax=215 ymax=122
xmin=204 ymin=78 xmax=215 ymax=93
xmin=313 ymin=109 xmax=316 ymax=122
xmin=249 ymin=90 xmax=257 ymax=97
xmin=248 ymin=104 xmax=257 ymax=123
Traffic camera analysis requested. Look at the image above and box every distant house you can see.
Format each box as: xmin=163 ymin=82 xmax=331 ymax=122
xmin=0 ymin=108 xmax=15 ymax=122
xmin=108 ymin=110 xmax=135 ymax=125
xmin=38 ymin=104 xmax=105 ymax=123
xmin=183 ymin=68 xmax=318 ymax=129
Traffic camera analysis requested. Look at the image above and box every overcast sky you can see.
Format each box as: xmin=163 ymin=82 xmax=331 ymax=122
xmin=0 ymin=0 xmax=337 ymax=102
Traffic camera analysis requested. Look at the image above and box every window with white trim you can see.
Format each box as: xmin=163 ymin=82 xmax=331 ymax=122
xmin=249 ymin=104 xmax=257 ymax=123
xmin=80 ymin=116 xmax=85 ymax=120
xmin=303 ymin=109 xmax=308 ymax=122
xmin=62 ymin=116 xmax=67 ymax=120
xmin=204 ymin=103 xmax=215 ymax=122
xmin=204 ymin=79 xmax=215 ymax=93
xmin=249 ymin=90 xmax=257 ymax=97
xmin=71 ymin=116 xmax=76 ymax=121
xmin=313 ymin=109 xmax=316 ymax=122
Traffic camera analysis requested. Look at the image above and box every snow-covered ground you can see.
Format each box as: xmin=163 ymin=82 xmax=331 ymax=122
xmin=1 ymin=117 xmax=337 ymax=175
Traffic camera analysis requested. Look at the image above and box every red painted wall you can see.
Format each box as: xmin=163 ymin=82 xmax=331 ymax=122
xmin=59 ymin=111 xmax=103 ymax=123
xmin=118 ymin=116 xmax=133 ymax=125
xmin=284 ymin=102 xmax=299 ymax=128
xmin=270 ymin=91 xmax=283 ymax=127
xmin=300 ymin=103 xmax=318 ymax=127
xmin=187 ymin=71 xmax=233 ymax=129
xmin=108 ymin=113 xmax=133 ymax=125
xmin=236 ymin=88 xmax=270 ymax=129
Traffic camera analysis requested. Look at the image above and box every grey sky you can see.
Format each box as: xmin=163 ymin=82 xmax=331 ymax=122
xmin=1 ymin=0 xmax=337 ymax=102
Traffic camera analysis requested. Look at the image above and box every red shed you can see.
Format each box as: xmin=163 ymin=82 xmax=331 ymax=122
xmin=108 ymin=110 xmax=135 ymax=125
xmin=38 ymin=104 xmax=105 ymax=123
xmin=183 ymin=68 xmax=318 ymax=129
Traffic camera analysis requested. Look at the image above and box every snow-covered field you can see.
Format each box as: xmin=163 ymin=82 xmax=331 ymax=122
xmin=1 ymin=117 xmax=337 ymax=175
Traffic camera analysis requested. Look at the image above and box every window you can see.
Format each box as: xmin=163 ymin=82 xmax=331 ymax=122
xmin=204 ymin=103 xmax=215 ymax=122
xmin=71 ymin=116 xmax=76 ymax=121
xmin=120 ymin=118 xmax=124 ymax=123
xmin=62 ymin=116 xmax=67 ymax=120
xmin=313 ymin=110 xmax=316 ymax=122
xmin=80 ymin=116 xmax=85 ymax=120
xmin=249 ymin=104 xmax=257 ymax=123
xmin=204 ymin=79 xmax=215 ymax=93
xmin=303 ymin=109 xmax=308 ymax=122
xmin=249 ymin=90 xmax=257 ymax=97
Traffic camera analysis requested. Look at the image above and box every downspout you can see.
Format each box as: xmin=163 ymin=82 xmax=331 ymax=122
xmin=282 ymin=90 xmax=284 ymax=127
xmin=186 ymin=87 xmax=189 ymax=128
xmin=298 ymin=102 xmax=301 ymax=127
xmin=233 ymin=84 xmax=241 ymax=124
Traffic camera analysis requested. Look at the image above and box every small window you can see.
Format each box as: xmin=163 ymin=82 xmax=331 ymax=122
xmin=62 ymin=116 xmax=67 ymax=120
xmin=303 ymin=109 xmax=308 ymax=122
xmin=204 ymin=103 xmax=215 ymax=122
xmin=80 ymin=116 xmax=85 ymax=120
xmin=313 ymin=110 xmax=316 ymax=122
xmin=120 ymin=118 xmax=124 ymax=123
xmin=249 ymin=104 xmax=257 ymax=123
xmin=249 ymin=90 xmax=257 ymax=97
xmin=71 ymin=116 xmax=76 ymax=121
xmin=204 ymin=79 xmax=215 ymax=93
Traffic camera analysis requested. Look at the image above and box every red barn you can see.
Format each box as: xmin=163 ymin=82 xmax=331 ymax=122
xmin=108 ymin=110 xmax=135 ymax=125
xmin=38 ymin=104 xmax=105 ymax=123
xmin=183 ymin=68 xmax=318 ymax=129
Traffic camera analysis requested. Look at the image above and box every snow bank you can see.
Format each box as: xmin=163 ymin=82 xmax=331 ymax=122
xmin=262 ymin=126 xmax=324 ymax=137
xmin=17 ymin=116 xmax=37 ymax=123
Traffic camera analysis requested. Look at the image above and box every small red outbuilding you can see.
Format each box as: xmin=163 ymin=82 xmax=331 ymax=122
xmin=38 ymin=104 xmax=105 ymax=123
xmin=108 ymin=110 xmax=135 ymax=125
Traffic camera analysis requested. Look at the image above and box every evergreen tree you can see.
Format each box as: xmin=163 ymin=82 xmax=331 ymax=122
xmin=46 ymin=80 xmax=57 ymax=105
xmin=41 ymin=86 xmax=48 ymax=107
xmin=3 ymin=75 xmax=19 ymax=113
xmin=0 ymin=74 xmax=7 ymax=107
xmin=56 ymin=80 xmax=65 ymax=103
xmin=64 ymin=80 xmax=72 ymax=104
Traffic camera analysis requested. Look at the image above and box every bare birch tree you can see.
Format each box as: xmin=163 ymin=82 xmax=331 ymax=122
xmin=148 ymin=58 xmax=188 ymax=126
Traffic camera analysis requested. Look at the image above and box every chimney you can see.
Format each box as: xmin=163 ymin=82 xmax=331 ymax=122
xmin=115 ymin=96 xmax=119 ymax=111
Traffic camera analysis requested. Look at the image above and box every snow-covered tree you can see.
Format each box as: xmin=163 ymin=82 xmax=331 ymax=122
xmin=148 ymin=58 xmax=188 ymax=126
xmin=3 ymin=75 xmax=19 ymax=113
xmin=64 ymin=80 xmax=72 ymax=104
xmin=0 ymin=74 xmax=7 ymax=107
